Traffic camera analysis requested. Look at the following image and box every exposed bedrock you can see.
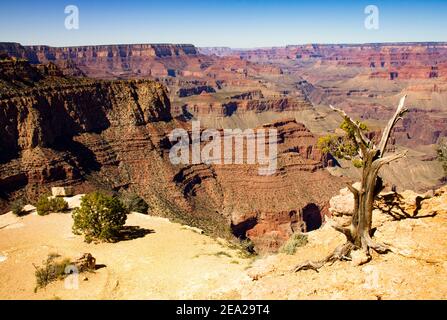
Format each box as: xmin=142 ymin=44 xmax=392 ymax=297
xmin=167 ymin=118 xmax=345 ymax=252
xmin=184 ymin=97 xmax=313 ymax=117
xmin=176 ymin=85 xmax=216 ymax=97
xmin=0 ymin=58 xmax=345 ymax=252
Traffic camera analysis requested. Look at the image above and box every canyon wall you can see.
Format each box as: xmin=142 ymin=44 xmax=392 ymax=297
xmin=0 ymin=57 xmax=344 ymax=252
xmin=0 ymin=42 xmax=205 ymax=79
xmin=206 ymin=43 xmax=447 ymax=80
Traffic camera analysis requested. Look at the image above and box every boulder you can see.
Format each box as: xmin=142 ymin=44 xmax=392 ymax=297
xmin=22 ymin=204 xmax=36 ymax=213
xmin=329 ymin=182 xmax=361 ymax=217
xmin=73 ymin=253 xmax=96 ymax=272
xmin=51 ymin=187 xmax=74 ymax=197
xmin=350 ymin=249 xmax=370 ymax=266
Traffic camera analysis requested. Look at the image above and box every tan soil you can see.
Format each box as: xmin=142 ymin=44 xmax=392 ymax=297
xmin=0 ymin=212 xmax=251 ymax=300
xmin=1 ymin=187 xmax=446 ymax=300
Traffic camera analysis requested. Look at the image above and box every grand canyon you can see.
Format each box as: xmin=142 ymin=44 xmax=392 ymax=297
xmin=1 ymin=39 xmax=446 ymax=300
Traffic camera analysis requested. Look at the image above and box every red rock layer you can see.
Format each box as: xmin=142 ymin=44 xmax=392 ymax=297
xmin=183 ymin=97 xmax=313 ymax=117
xmin=0 ymin=42 xmax=281 ymax=82
xmin=203 ymin=43 xmax=447 ymax=80
xmin=0 ymin=58 xmax=345 ymax=252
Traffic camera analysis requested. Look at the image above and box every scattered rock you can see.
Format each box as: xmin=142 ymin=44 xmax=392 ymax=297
xmin=22 ymin=204 xmax=36 ymax=213
xmin=64 ymin=194 xmax=85 ymax=210
xmin=51 ymin=187 xmax=74 ymax=197
xmin=73 ymin=253 xmax=96 ymax=272
xmin=351 ymin=250 xmax=370 ymax=266
xmin=183 ymin=225 xmax=205 ymax=235
xmin=421 ymin=185 xmax=447 ymax=215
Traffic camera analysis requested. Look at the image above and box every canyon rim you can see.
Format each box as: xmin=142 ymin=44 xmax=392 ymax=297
xmin=0 ymin=0 xmax=446 ymax=304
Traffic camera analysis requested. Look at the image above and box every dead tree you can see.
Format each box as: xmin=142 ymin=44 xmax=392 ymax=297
xmin=295 ymin=95 xmax=408 ymax=271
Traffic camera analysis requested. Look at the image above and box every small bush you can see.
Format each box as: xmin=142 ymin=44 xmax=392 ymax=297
xmin=34 ymin=253 xmax=72 ymax=291
xmin=11 ymin=198 xmax=26 ymax=216
xmin=211 ymin=238 xmax=256 ymax=259
xmin=36 ymin=195 xmax=52 ymax=216
xmin=121 ymin=193 xmax=149 ymax=214
xmin=279 ymin=233 xmax=308 ymax=255
xmin=36 ymin=195 xmax=68 ymax=216
xmin=240 ymin=239 xmax=256 ymax=254
xmin=352 ymin=158 xmax=364 ymax=168
xmin=51 ymin=197 xmax=69 ymax=212
xmin=72 ymin=191 xmax=127 ymax=243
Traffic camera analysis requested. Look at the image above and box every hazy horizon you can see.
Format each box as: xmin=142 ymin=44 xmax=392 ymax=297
xmin=3 ymin=41 xmax=447 ymax=50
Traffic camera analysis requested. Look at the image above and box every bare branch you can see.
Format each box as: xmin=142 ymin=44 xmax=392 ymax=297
xmin=345 ymin=182 xmax=359 ymax=196
xmin=293 ymin=242 xmax=354 ymax=272
xmin=329 ymin=105 xmax=371 ymax=156
xmin=364 ymin=234 xmax=391 ymax=254
xmin=372 ymin=150 xmax=408 ymax=173
xmin=293 ymin=260 xmax=325 ymax=272
xmin=377 ymin=95 xmax=408 ymax=156
xmin=293 ymin=98 xmax=411 ymax=273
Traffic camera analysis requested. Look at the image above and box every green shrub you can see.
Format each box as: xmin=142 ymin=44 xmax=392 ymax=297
xmin=36 ymin=195 xmax=52 ymax=216
xmin=72 ymin=191 xmax=127 ymax=243
xmin=352 ymin=158 xmax=364 ymax=168
xmin=11 ymin=198 xmax=26 ymax=216
xmin=279 ymin=233 xmax=308 ymax=255
xmin=121 ymin=193 xmax=149 ymax=214
xmin=36 ymin=195 xmax=68 ymax=216
xmin=317 ymin=118 xmax=369 ymax=167
xmin=51 ymin=197 xmax=69 ymax=212
xmin=239 ymin=239 xmax=256 ymax=256
xmin=34 ymin=253 xmax=72 ymax=291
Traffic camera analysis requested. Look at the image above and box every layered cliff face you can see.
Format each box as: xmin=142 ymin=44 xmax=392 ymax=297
xmin=205 ymin=43 xmax=447 ymax=153
xmin=213 ymin=43 xmax=447 ymax=80
xmin=0 ymin=42 xmax=204 ymax=79
xmin=0 ymin=57 xmax=344 ymax=252
xmin=182 ymin=97 xmax=313 ymax=117
xmin=2 ymin=41 xmax=444 ymax=199
xmin=170 ymin=118 xmax=345 ymax=252
xmin=0 ymin=42 xmax=282 ymax=84
xmin=0 ymin=56 xmax=173 ymax=211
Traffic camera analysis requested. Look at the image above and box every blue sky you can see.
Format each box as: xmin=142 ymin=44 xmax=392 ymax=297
xmin=0 ymin=0 xmax=446 ymax=47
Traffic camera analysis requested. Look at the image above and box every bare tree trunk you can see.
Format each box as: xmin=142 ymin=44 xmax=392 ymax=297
xmin=294 ymin=96 xmax=408 ymax=272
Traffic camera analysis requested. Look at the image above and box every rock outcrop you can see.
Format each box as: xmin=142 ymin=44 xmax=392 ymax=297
xmin=329 ymin=182 xmax=361 ymax=217
xmin=329 ymin=182 xmax=438 ymax=222
xmin=183 ymin=97 xmax=312 ymax=117
xmin=73 ymin=253 xmax=96 ymax=272
xmin=176 ymin=85 xmax=216 ymax=97
xmin=238 ymin=184 xmax=447 ymax=299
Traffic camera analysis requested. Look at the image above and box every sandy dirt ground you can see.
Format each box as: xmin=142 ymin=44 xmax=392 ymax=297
xmin=0 ymin=210 xmax=252 ymax=300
